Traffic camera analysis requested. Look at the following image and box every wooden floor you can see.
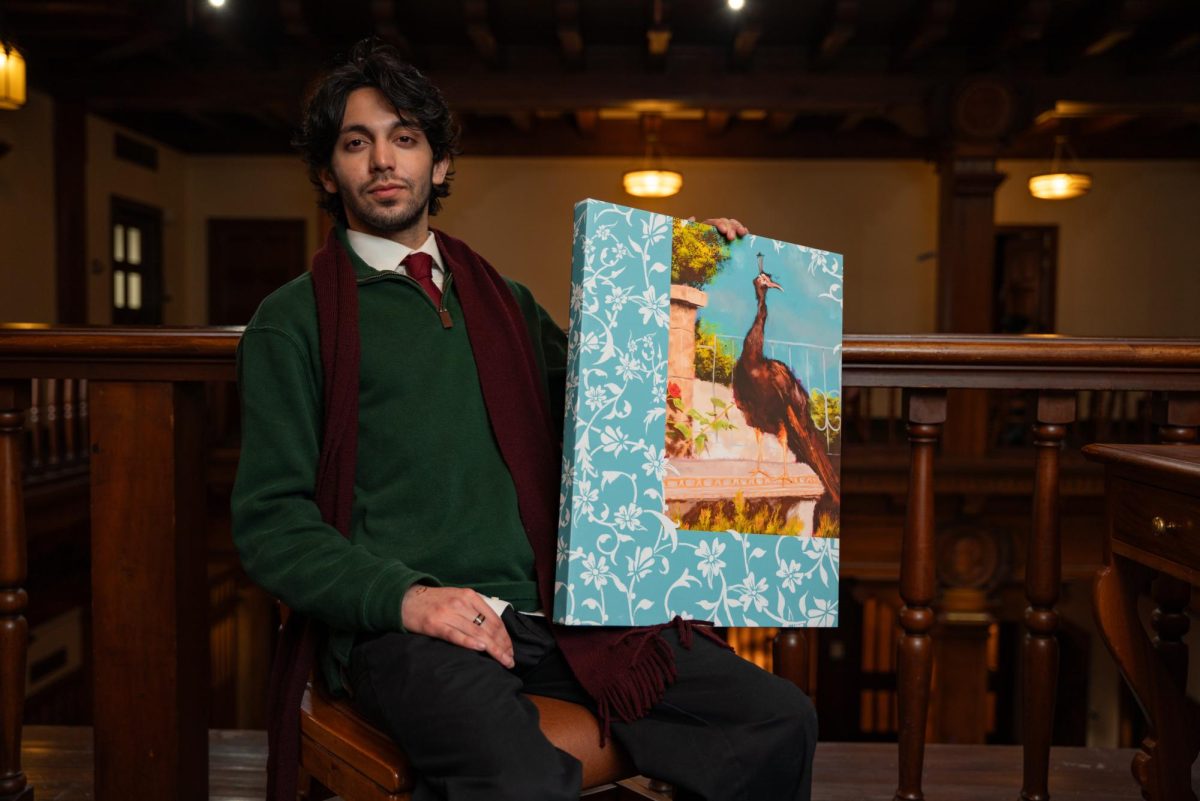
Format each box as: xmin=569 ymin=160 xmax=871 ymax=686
xmin=20 ymin=725 xmax=1199 ymax=800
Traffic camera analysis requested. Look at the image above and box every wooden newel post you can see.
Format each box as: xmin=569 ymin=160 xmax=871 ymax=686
xmin=894 ymin=390 xmax=946 ymax=801
xmin=1021 ymin=391 xmax=1075 ymax=801
xmin=0 ymin=381 xmax=33 ymax=801
xmin=89 ymin=381 xmax=208 ymax=801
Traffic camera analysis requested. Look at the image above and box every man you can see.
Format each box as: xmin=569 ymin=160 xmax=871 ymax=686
xmin=232 ymin=38 xmax=817 ymax=801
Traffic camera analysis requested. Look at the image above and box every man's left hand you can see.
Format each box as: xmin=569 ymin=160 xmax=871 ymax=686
xmin=703 ymin=218 xmax=748 ymax=241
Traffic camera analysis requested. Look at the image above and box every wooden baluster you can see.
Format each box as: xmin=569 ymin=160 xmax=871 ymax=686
xmin=894 ymin=390 xmax=946 ymax=801
xmin=24 ymin=381 xmax=40 ymax=476
xmin=774 ymin=629 xmax=816 ymax=697
xmin=44 ymin=380 xmax=59 ymax=472
xmin=62 ymin=379 xmax=76 ymax=467
xmin=1021 ymin=391 xmax=1075 ymax=801
xmin=0 ymin=381 xmax=33 ymax=801
xmin=78 ymin=380 xmax=89 ymax=464
xmin=1148 ymin=393 xmax=1199 ymax=692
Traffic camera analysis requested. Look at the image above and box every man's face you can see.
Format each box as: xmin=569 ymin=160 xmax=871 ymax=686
xmin=320 ymin=86 xmax=450 ymax=242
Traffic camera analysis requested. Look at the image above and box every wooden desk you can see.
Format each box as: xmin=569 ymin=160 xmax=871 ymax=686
xmin=1084 ymin=444 xmax=1200 ymax=801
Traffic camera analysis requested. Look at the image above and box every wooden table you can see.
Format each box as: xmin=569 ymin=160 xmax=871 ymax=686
xmin=1084 ymin=443 xmax=1200 ymax=801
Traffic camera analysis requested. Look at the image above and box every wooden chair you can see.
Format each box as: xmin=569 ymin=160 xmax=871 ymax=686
xmin=298 ymin=630 xmax=815 ymax=800
xmin=298 ymin=680 xmax=641 ymax=800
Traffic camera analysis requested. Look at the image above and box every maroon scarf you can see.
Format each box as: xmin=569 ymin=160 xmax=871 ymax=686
xmin=264 ymin=227 xmax=725 ymax=800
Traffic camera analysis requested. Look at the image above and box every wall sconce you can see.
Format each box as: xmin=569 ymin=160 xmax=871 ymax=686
xmin=623 ymin=113 xmax=683 ymax=198
xmin=1028 ymin=135 xmax=1092 ymax=200
xmin=0 ymin=38 xmax=25 ymax=111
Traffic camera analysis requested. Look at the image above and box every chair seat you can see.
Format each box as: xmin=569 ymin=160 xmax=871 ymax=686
xmin=300 ymin=682 xmax=635 ymax=797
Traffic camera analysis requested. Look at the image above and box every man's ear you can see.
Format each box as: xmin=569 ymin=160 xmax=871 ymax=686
xmin=319 ymin=166 xmax=338 ymax=195
xmin=433 ymin=157 xmax=450 ymax=186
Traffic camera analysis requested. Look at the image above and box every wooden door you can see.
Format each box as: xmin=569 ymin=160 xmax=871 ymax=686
xmin=207 ymin=219 xmax=306 ymax=326
xmin=993 ymin=226 xmax=1058 ymax=335
xmin=110 ymin=197 xmax=164 ymax=325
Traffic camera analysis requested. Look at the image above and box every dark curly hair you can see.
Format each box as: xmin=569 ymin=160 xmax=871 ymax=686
xmin=294 ymin=38 xmax=461 ymax=224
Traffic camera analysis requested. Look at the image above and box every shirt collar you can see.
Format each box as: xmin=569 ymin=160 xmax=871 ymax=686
xmin=344 ymin=228 xmax=444 ymax=274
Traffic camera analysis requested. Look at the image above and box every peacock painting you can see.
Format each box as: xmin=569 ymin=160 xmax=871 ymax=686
xmin=664 ymin=224 xmax=842 ymax=538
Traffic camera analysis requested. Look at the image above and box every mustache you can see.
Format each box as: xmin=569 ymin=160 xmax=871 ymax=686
xmin=363 ymin=176 xmax=413 ymax=193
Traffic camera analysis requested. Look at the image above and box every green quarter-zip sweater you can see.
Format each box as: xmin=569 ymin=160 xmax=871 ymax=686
xmin=231 ymin=227 xmax=567 ymax=694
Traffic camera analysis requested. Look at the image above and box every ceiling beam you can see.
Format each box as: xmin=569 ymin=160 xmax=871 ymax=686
xmin=896 ymin=0 xmax=956 ymax=67
xmin=464 ymin=0 xmax=500 ymax=67
xmin=370 ymin=0 xmax=414 ymax=59
xmin=555 ymin=0 xmax=584 ymax=67
xmin=705 ymin=109 xmax=732 ymax=136
xmin=1083 ymin=0 xmax=1152 ymax=57
xmin=998 ymin=0 xmax=1052 ymax=52
xmin=278 ymin=0 xmax=310 ymax=39
xmin=814 ymin=0 xmax=859 ymax=68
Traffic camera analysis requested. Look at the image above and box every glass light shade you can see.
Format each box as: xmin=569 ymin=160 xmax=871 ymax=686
xmin=623 ymin=169 xmax=683 ymax=198
xmin=0 ymin=45 xmax=25 ymax=111
xmin=1028 ymin=172 xmax=1092 ymax=200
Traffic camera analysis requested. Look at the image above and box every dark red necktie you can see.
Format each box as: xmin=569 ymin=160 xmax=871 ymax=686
xmin=403 ymin=251 xmax=442 ymax=306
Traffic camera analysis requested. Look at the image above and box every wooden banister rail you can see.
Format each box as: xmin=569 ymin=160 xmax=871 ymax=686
xmin=0 ymin=326 xmax=1198 ymax=801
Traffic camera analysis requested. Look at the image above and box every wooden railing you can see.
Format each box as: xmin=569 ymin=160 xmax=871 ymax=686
xmin=0 ymin=327 xmax=1197 ymax=801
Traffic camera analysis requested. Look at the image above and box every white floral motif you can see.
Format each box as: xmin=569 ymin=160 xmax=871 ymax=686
xmin=580 ymin=553 xmax=612 ymax=588
xmin=696 ymin=538 xmax=727 ymax=586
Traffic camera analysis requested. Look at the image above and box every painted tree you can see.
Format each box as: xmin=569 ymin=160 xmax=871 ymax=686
xmin=671 ymin=219 xmax=730 ymax=287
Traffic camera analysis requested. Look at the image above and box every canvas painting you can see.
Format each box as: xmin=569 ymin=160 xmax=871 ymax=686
xmin=554 ymin=199 xmax=842 ymax=628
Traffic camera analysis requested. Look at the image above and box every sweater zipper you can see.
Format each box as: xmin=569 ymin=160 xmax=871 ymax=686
xmin=365 ymin=272 xmax=454 ymax=329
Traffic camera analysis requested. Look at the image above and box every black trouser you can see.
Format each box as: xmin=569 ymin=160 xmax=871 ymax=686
xmin=348 ymin=609 xmax=817 ymax=801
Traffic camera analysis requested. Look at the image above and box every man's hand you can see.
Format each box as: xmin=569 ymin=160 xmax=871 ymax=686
xmin=401 ymin=585 xmax=515 ymax=669
xmin=701 ymin=217 xmax=748 ymax=242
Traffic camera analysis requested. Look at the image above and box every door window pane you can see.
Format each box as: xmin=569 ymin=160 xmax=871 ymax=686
xmin=127 ymin=227 xmax=142 ymax=266
xmin=113 ymin=224 xmax=125 ymax=263
xmin=128 ymin=272 xmax=142 ymax=310
xmin=113 ymin=269 xmax=126 ymax=309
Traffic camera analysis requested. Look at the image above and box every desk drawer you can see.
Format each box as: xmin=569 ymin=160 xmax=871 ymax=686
xmin=1112 ymin=478 xmax=1200 ymax=572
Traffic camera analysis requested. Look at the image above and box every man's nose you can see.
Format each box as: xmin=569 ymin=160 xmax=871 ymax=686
xmin=369 ymin=139 xmax=394 ymax=171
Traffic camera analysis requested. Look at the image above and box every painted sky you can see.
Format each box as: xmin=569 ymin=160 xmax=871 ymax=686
xmin=693 ymin=231 xmax=844 ymax=394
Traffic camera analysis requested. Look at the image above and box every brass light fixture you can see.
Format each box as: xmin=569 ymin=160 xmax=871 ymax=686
xmin=0 ymin=40 xmax=25 ymax=111
xmin=1028 ymin=135 xmax=1092 ymax=200
xmin=623 ymin=114 xmax=683 ymax=198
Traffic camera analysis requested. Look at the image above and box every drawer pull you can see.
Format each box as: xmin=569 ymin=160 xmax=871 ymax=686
xmin=1150 ymin=516 xmax=1188 ymax=535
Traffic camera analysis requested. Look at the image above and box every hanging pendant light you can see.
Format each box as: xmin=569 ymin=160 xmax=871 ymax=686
xmin=0 ymin=36 xmax=25 ymax=111
xmin=623 ymin=113 xmax=683 ymax=198
xmin=1028 ymin=135 xmax=1091 ymax=200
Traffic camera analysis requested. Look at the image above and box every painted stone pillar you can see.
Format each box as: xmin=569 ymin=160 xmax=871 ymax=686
xmin=668 ymin=284 xmax=707 ymax=411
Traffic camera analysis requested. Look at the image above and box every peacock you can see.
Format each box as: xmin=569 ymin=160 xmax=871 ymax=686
xmin=731 ymin=253 xmax=841 ymax=512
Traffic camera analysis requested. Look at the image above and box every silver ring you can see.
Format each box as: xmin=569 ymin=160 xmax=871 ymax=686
xmin=472 ymin=613 xmax=486 ymax=626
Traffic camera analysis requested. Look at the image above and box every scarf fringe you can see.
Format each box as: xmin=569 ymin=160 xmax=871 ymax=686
xmin=591 ymin=617 xmax=733 ymax=745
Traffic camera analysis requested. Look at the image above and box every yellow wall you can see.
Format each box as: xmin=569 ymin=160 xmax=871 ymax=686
xmin=85 ymin=116 xmax=187 ymax=325
xmin=437 ymin=157 xmax=940 ymax=332
xmin=2 ymin=90 xmax=1199 ymax=342
xmin=182 ymin=155 xmax=324 ymax=325
xmin=996 ymin=159 xmax=1200 ymax=338
xmin=0 ymin=90 xmax=57 ymax=323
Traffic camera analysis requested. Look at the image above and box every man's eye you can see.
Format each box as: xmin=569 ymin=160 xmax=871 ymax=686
xmin=346 ymin=138 xmax=366 ymax=148
xmin=395 ymin=135 xmax=413 ymax=144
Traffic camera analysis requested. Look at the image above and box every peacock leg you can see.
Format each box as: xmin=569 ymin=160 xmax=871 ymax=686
xmin=777 ymin=424 xmax=792 ymax=482
xmin=751 ymin=429 xmax=770 ymax=477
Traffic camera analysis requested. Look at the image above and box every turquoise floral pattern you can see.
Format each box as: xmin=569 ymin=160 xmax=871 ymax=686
xmin=553 ymin=200 xmax=840 ymax=627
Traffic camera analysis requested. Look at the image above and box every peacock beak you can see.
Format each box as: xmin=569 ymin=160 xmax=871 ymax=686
xmin=765 ymin=279 xmax=783 ymax=292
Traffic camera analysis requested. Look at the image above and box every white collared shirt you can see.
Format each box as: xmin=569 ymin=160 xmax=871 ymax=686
xmin=345 ymin=229 xmax=446 ymax=291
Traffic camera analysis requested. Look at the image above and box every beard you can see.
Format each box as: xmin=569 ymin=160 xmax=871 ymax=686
xmin=339 ymin=172 xmax=432 ymax=235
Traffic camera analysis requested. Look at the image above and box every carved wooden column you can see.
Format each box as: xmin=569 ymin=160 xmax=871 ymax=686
xmin=935 ymin=79 xmax=1013 ymax=458
xmin=1021 ymin=391 xmax=1075 ymax=801
xmin=0 ymin=381 xmax=33 ymax=801
xmin=89 ymin=381 xmax=208 ymax=801
xmin=894 ymin=390 xmax=946 ymax=801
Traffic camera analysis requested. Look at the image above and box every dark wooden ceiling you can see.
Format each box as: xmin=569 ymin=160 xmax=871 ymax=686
xmin=5 ymin=0 xmax=1200 ymax=158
